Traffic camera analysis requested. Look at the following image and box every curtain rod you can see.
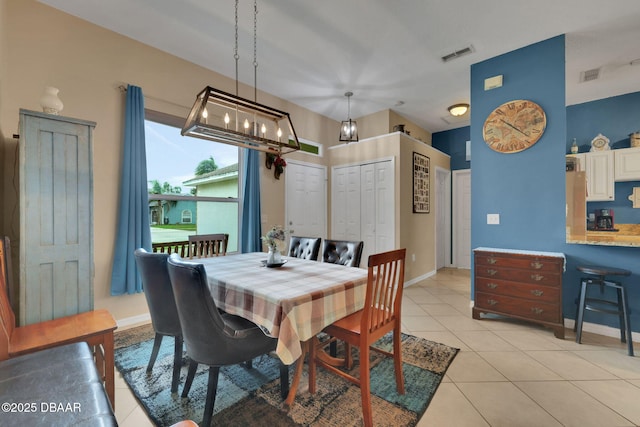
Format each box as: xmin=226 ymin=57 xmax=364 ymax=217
xmin=117 ymin=84 xmax=190 ymax=111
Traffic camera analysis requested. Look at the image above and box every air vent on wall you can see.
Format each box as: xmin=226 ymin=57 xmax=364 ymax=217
xmin=580 ymin=67 xmax=600 ymax=82
xmin=441 ymin=45 xmax=475 ymax=62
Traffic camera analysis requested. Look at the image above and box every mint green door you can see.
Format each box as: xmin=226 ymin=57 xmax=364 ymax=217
xmin=19 ymin=110 xmax=96 ymax=325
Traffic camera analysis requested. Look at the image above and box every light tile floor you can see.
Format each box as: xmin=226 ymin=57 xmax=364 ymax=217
xmin=116 ymin=268 xmax=640 ymax=427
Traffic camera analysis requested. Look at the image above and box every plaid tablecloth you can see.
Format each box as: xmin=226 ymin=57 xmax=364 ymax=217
xmin=200 ymin=252 xmax=368 ymax=365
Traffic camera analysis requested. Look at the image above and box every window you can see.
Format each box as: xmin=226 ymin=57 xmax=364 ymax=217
xmin=145 ymin=110 xmax=241 ymax=252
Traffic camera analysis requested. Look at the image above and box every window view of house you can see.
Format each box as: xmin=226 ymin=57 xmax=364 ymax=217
xmin=145 ymin=117 xmax=240 ymax=252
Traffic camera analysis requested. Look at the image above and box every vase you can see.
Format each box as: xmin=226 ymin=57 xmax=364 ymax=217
xmin=267 ymin=246 xmax=281 ymax=264
xmin=39 ymin=86 xmax=64 ymax=115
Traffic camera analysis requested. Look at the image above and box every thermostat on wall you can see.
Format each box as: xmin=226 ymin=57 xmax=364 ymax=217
xmin=484 ymin=75 xmax=503 ymax=90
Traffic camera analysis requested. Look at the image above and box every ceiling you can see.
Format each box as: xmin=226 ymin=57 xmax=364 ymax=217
xmin=39 ymin=0 xmax=640 ymax=134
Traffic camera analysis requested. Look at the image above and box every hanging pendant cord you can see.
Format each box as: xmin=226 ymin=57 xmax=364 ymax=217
xmin=253 ymin=0 xmax=258 ymax=103
xmin=234 ymin=0 xmax=239 ymax=97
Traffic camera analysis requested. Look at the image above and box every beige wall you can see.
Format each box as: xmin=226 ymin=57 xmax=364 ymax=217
xmin=0 ymin=0 xmax=336 ymax=323
xmin=1 ymin=0 xmax=448 ymax=324
xmin=398 ymin=135 xmax=449 ymax=280
xmin=355 ymin=108 xmax=432 ymax=144
xmin=0 ymin=0 xmax=6 ymax=224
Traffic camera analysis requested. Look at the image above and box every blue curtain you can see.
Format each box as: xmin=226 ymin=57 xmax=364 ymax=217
xmin=240 ymin=148 xmax=262 ymax=253
xmin=110 ymin=85 xmax=151 ymax=295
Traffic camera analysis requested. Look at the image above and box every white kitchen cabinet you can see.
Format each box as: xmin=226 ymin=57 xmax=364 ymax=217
xmin=614 ymin=147 xmax=640 ymax=181
xmin=585 ymin=151 xmax=615 ymax=201
xmin=567 ymin=152 xmax=614 ymax=201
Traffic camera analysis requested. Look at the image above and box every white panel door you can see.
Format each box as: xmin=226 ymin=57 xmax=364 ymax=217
xmin=373 ymin=161 xmax=394 ymax=254
xmin=331 ymin=165 xmax=361 ymax=240
xmin=360 ymin=163 xmax=377 ymax=263
xmin=436 ymin=168 xmax=451 ymax=269
xmin=285 ymin=162 xmax=326 ymax=239
xmin=331 ymin=160 xmax=394 ymax=265
xmin=453 ymin=170 xmax=471 ymax=269
xmin=345 ymin=166 xmax=361 ymax=241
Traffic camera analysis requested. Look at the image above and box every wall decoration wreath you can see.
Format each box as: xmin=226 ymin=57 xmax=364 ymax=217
xmin=265 ymin=153 xmax=287 ymax=180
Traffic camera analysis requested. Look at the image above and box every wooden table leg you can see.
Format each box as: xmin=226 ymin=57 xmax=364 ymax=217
xmin=283 ymin=340 xmax=308 ymax=410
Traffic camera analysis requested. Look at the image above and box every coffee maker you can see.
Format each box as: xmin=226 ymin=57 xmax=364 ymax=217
xmin=594 ymin=209 xmax=615 ymax=230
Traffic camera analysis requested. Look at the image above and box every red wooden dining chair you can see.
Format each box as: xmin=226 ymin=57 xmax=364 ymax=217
xmin=308 ymin=248 xmax=406 ymax=427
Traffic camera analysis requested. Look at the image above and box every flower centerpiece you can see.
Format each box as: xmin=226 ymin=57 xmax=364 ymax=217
xmin=261 ymin=225 xmax=286 ymax=264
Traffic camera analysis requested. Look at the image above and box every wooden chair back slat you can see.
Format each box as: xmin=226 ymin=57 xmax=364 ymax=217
xmin=188 ymin=234 xmax=229 ymax=259
xmin=364 ymin=249 xmax=405 ymax=334
xmin=152 ymin=241 xmax=189 ymax=257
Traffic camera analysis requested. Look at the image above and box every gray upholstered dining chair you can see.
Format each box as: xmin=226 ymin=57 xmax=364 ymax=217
xmin=288 ymin=236 xmax=321 ymax=261
xmin=134 ymin=248 xmax=184 ymax=394
xmin=321 ymin=239 xmax=364 ymax=268
xmin=166 ymin=254 xmax=288 ymax=427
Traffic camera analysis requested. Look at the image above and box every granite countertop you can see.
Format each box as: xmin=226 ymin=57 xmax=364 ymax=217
xmin=568 ymin=224 xmax=640 ymax=247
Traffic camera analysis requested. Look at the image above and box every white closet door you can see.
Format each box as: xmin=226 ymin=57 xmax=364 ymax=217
xmin=345 ymin=166 xmax=361 ymax=241
xmin=332 ymin=160 xmax=394 ymax=266
xmin=331 ymin=165 xmax=361 ymax=240
xmin=373 ymin=161 xmax=395 ymax=255
xmin=285 ymin=162 xmax=326 ymax=238
xmin=360 ymin=164 xmax=376 ymax=263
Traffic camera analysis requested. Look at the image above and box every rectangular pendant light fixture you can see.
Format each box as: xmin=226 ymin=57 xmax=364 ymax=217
xmin=182 ymin=86 xmax=300 ymax=154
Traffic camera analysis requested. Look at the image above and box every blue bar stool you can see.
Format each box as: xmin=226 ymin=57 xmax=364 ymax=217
xmin=575 ymin=265 xmax=634 ymax=356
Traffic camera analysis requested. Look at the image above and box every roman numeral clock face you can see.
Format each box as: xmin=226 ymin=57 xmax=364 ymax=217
xmin=482 ymin=100 xmax=547 ymax=153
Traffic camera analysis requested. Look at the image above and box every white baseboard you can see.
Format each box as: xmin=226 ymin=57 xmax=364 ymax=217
xmin=117 ymin=313 xmax=151 ymax=329
xmin=405 ymin=269 xmax=437 ymax=288
xmin=470 ymin=299 xmax=638 ymax=343
xmin=564 ymin=317 xmax=639 ymax=343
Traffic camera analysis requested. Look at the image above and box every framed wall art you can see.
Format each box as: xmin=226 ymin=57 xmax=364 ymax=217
xmin=412 ymin=151 xmax=430 ymax=213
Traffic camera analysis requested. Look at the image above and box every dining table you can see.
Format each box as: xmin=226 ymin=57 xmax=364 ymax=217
xmin=198 ymin=251 xmax=369 ymax=405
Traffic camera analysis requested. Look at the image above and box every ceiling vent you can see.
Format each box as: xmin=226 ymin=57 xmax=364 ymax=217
xmin=441 ymin=45 xmax=475 ymax=62
xmin=580 ymin=67 xmax=600 ymax=82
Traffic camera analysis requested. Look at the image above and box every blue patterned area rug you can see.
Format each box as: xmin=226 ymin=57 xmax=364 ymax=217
xmin=114 ymin=324 xmax=458 ymax=427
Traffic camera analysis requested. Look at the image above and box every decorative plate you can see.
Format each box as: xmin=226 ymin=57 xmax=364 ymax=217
xmin=261 ymin=259 xmax=287 ymax=268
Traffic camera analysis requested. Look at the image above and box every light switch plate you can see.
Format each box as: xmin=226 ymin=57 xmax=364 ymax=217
xmin=487 ymin=214 xmax=500 ymax=224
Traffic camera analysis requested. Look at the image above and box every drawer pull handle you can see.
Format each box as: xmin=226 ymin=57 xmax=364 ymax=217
xmin=531 ymin=307 xmax=544 ymax=315
xmin=531 ymin=261 xmax=544 ymax=269
xmin=487 ymin=257 xmax=497 ymax=264
xmin=487 ymin=269 xmax=498 ymax=276
xmin=531 ymin=274 xmax=544 ymax=281
xmin=487 ymin=299 xmax=498 ymax=306
xmin=487 ymin=283 xmax=498 ymax=289
xmin=531 ymin=289 xmax=544 ymax=297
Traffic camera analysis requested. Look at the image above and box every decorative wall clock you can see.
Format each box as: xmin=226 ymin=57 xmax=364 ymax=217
xmin=482 ymin=99 xmax=547 ymax=153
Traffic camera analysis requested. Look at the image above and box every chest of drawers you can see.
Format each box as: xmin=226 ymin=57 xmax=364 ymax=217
xmin=472 ymin=248 xmax=565 ymax=339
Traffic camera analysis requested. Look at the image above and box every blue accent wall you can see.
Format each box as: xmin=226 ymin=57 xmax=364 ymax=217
xmin=567 ymin=92 xmax=640 ymax=225
xmin=433 ymin=127 xmax=470 ymax=170
xmin=469 ymin=35 xmax=640 ymax=333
